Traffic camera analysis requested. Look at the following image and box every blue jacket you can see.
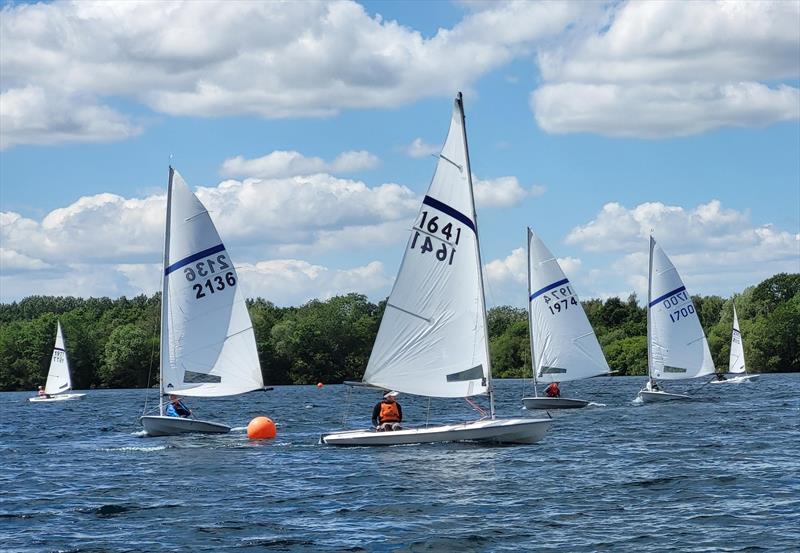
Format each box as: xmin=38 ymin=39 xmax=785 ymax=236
xmin=165 ymin=400 xmax=191 ymax=418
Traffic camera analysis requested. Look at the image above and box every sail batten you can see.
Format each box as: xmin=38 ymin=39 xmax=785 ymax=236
xmin=648 ymin=237 xmax=715 ymax=380
xmin=527 ymin=229 xmax=610 ymax=385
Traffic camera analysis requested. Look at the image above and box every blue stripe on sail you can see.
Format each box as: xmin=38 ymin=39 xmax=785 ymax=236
xmin=530 ymin=278 xmax=570 ymax=301
xmin=649 ymin=285 xmax=687 ymax=307
xmin=54 ymin=348 xmax=65 ymax=352
xmin=422 ymin=196 xmax=476 ymax=234
xmin=165 ymin=244 xmax=226 ymax=275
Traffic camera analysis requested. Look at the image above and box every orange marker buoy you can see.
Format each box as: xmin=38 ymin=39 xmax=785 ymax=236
xmin=317 ymin=382 xmax=324 ymax=388
xmin=247 ymin=416 xmax=277 ymax=439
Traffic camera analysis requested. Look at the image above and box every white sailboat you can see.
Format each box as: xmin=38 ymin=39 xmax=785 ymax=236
xmin=321 ymin=93 xmax=551 ymax=446
xmin=522 ymin=228 xmax=610 ymax=409
xmin=637 ymin=236 xmax=715 ymax=403
xmin=29 ymin=321 xmax=86 ymax=402
xmin=711 ymin=303 xmax=758 ymax=384
xmin=140 ymin=167 xmax=264 ymax=436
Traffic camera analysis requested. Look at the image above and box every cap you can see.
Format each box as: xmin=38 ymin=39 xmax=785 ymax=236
xmin=384 ymin=391 xmax=399 ymax=399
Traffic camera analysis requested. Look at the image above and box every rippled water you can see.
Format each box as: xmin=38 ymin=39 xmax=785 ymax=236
xmin=2 ymin=375 xmax=798 ymax=552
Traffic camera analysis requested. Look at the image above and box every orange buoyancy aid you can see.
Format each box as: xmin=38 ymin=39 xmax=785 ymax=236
xmin=379 ymin=401 xmax=401 ymax=423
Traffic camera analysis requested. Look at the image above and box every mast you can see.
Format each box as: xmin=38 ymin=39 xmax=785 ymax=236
xmin=647 ymin=235 xmax=655 ymax=386
xmin=526 ymin=228 xmax=539 ymax=397
xmin=456 ymin=92 xmax=495 ymax=419
xmin=159 ymin=166 xmax=174 ymax=415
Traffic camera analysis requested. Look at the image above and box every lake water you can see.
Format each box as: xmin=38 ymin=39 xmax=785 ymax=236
xmin=2 ymin=375 xmax=798 ymax=552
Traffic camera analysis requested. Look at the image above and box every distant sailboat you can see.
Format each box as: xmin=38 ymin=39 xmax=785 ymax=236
xmin=140 ymin=167 xmax=264 ymax=436
xmin=711 ymin=303 xmax=759 ymax=384
xmin=321 ymin=93 xmax=551 ymax=446
xmin=637 ymin=236 xmax=715 ymax=403
xmin=522 ymin=228 xmax=610 ymax=409
xmin=29 ymin=321 xmax=86 ymax=402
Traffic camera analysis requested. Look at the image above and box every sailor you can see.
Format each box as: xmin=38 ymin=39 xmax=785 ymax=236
xmin=165 ymin=394 xmax=192 ymax=418
xmin=37 ymin=386 xmax=47 ymax=397
xmin=544 ymin=382 xmax=560 ymax=398
xmin=372 ymin=391 xmax=402 ymax=432
xmin=715 ymin=373 xmax=727 ymax=381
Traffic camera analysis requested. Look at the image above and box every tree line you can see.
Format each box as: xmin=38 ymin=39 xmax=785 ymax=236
xmin=1 ymin=273 xmax=797 ymax=391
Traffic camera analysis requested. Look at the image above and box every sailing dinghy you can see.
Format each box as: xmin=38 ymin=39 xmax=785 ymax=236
xmin=637 ymin=236 xmax=714 ymax=403
xmin=321 ymin=93 xmax=551 ymax=446
xmin=522 ymin=229 xmax=610 ymax=409
xmin=711 ymin=303 xmax=758 ymax=384
xmin=140 ymin=167 xmax=264 ymax=436
xmin=29 ymin=321 xmax=86 ymax=402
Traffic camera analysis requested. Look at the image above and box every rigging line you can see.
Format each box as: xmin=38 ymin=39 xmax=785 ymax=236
xmin=142 ymin=299 xmax=161 ymax=418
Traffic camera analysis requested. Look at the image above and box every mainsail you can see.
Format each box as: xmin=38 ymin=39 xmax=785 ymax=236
xmin=647 ymin=237 xmax=714 ymax=380
xmin=527 ymin=229 xmax=609 ymax=383
xmin=44 ymin=321 xmax=72 ymax=395
xmin=729 ymin=303 xmax=746 ymax=374
xmin=160 ymin=168 xmax=263 ymax=397
xmin=362 ymin=96 xmax=489 ymax=398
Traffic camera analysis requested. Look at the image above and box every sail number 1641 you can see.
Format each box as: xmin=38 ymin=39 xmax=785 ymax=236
xmin=410 ymin=210 xmax=462 ymax=265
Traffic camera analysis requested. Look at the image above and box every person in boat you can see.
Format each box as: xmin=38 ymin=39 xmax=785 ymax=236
xmin=37 ymin=386 xmax=50 ymax=398
xmin=645 ymin=380 xmax=660 ymax=392
xmin=544 ymin=382 xmax=560 ymax=398
xmin=715 ymin=373 xmax=727 ymax=381
xmin=165 ymin=394 xmax=191 ymax=418
xmin=372 ymin=391 xmax=403 ymax=432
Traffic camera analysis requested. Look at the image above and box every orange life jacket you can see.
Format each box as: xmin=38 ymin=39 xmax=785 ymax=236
xmin=379 ymin=401 xmax=400 ymax=423
xmin=545 ymin=383 xmax=559 ymax=397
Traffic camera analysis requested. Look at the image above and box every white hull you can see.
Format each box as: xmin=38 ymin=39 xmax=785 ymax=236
xmin=638 ymin=390 xmax=690 ymax=403
xmin=140 ymin=415 xmax=230 ymax=436
xmin=29 ymin=393 xmax=86 ymax=403
xmin=522 ymin=396 xmax=589 ymax=409
xmin=710 ymin=374 xmax=759 ymax=384
xmin=321 ymin=418 xmax=551 ymax=446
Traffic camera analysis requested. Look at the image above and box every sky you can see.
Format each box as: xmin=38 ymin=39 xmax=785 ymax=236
xmin=1 ymin=0 xmax=798 ymax=308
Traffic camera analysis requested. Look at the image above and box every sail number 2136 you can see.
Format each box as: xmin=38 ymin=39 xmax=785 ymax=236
xmin=182 ymin=254 xmax=237 ymax=299
xmin=410 ymin=210 xmax=461 ymax=265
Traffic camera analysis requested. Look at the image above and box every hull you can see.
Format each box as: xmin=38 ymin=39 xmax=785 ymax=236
xmin=29 ymin=393 xmax=86 ymax=403
xmin=140 ymin=415 xmax=230 ymax=436
xmin=710 ymin=374 xmax=759 ymax=384
xmin=321 ymin=418 xmax=551 ymax=446
xmin=522 ymin=396 xmax=589 ymax=410
xmin=638 ymin=390 xmax=690 ymax=403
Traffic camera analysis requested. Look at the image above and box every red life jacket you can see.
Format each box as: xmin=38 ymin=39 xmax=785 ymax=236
xmin=379 ymin=401 xmax=400 ymax=423
xmin=545 ymin=383 xmax=559 ymax=397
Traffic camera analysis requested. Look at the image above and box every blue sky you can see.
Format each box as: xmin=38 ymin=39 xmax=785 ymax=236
xmin=1 ymin=0 xmax=798 ymax=307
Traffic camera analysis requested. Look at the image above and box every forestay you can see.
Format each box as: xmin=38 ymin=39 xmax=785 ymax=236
xmin=44 ymin=321 xmax=72 ymax=395
xmin=362 ymin=99 xmax=488 ymax=398
xmin=527 ymin=229 xmax=609 ymax=383
xmin=648 ymin=237 xmax=714 ymax=380
xmin=729 ymin=304 xmax=746 ymax=374
xmin=160 ymin=169 xmax=263 ymax=397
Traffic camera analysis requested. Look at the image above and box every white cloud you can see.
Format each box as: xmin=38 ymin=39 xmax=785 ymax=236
xmin=0 ymin=86 xmax=141 ymax=149
xmin=474 ymin=176 xmax=545 ymax=208
xmin=405 ymin=138 xmax=439 ymax=158
xmin=0 ymin=0 xmax=590 ymax=147
xmin=532 ymin=0 xmax=800 ymax=137
xmin=220 ymin=149 xmax=379 ymax=179
xmin=0 ymin=248 xmax=51 ymax=272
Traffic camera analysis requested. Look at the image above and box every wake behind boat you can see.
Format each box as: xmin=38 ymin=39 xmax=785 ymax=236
xmin=321 ymin=93 xmax=550 ymax=446
xmin=29 ymin=321 xmax=86 ymax=403
xmin=140 ymin=167 xmax=264 ymax=436
xmin=521 ymin=228 xmax=610 ymax=410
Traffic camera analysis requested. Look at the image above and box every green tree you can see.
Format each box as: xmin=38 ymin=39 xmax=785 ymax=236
xmin=99 ymin=324 xmax=155 ymax=388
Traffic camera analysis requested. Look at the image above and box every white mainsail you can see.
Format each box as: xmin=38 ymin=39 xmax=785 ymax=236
xmin=647 ymin=236 xmax=715 ymax=380
xmin=362 ymin=97 xmax=489 ymax=398
xmin=160 ymin=168 xmax=263 ymax=398
xmin=44 ymin=321 xmax=72 ymax=395
xmin=527 ymin=228 xmax=609 ymax=383
xmin=729 ymin=303 xmax=746 ymax=374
